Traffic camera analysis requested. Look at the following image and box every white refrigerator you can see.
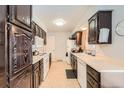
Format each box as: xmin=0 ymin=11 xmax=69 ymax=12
xmin=66 ymin=39 xmax=76 ymax=64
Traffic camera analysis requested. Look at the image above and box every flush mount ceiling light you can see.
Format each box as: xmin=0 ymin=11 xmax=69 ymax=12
xmin=80 ymin=27 xmax=87 ymax=31
xmin=53 ymin=18 xmax=66 ymax=26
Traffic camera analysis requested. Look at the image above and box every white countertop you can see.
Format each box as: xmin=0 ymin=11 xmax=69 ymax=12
xmin=71 ymin=52 xmax=124 ymax=72
xmin=32 ymin=52 xmax=50 ymax=64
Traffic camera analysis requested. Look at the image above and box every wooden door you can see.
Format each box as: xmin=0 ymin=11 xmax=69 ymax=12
xmin=33 ymin=66 xmax=40 ymax=88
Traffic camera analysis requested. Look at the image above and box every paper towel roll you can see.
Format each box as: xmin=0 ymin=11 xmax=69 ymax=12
xmin=99 ymin=28 xmax=110 ymax=43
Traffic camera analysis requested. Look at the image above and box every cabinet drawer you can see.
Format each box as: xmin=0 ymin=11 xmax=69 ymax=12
xmin=87 ymin=74 xmax=99 ymax=88
xmin=87 ymin=65 xmax=100 ymax=82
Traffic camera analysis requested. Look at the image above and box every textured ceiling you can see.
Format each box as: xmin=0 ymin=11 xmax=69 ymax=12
xmin=33 ymin=5 xmax=90 ymax=32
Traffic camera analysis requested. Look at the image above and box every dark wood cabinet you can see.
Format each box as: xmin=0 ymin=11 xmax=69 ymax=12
xmin=71 ymin=31 xmax=82 ymax=45
xmin=39 ymin=59 xmax=43 ymax=82
xmin=31 ymin=22 xmax=36 ymax=44
xmin=0 ymin=5 xmax=7 ymax=88
xmin=87 ymin=65 xmax=100 ymax=88
xmin=88 ymin=11 xmax=112 ymax=44
xmin=8 ymin=24 xmax=32 ymax=77
xmin=0 ymin=5 xmax=33 ymax=88
xmin=43 ymin=31 xmax=47 ymax=45
xmin=9 ymin=65 xmax=32 ymax=88
xmin=88 ymin=14 xmax=98 ymax=44
xmin=32 ymin=21 xmax=47 ymax=45
xmin=76 ymin=31 xmax=82 ymax=45
xmin=49 ymin=53 xmax=52 ymax=68
xmin=32 ymin=62 xmax=40 ymax=88
xmin=8 ymin=5 xmax=32 ymax=31
xmin=70 ymin=54 xmax=77 ymax=78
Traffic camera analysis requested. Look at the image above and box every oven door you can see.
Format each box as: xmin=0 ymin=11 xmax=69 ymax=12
xmin=8 ymin=23 xmax=32 ymax=77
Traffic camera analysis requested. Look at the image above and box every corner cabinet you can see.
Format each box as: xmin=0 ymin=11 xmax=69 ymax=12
xmin=88 ymin=11 xmax=112 ymax=44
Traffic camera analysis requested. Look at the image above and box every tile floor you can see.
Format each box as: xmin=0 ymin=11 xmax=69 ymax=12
xmin=39 ymin=61 xmax=80 ymax=88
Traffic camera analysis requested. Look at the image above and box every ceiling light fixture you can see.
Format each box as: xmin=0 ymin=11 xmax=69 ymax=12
xmin=53 ymin=18 xmax=66 ymax=26
xmin=80 ymin=27 xmax=87 ymax=31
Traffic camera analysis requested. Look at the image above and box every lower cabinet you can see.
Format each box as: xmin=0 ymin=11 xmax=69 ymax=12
xmin=9 ymin=65 xmax=33 ymax=88
xmin=39 ymin=59 xmax=43 ymax=82
xmin=70 ymin=54 xmax=77 ymax=78
xmin=32 ymin=62 xmax=40 ymax=88
xmin=77 ymin=58 xmax=87 ymax=88
xmin=87 ymin=65 xmax=101 ymax=88
xmin=74 ymin=54 xmax=101 ymax=88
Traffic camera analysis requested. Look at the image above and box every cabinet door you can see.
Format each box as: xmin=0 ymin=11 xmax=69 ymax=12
xmin=9 ymin=24 xmax=32 ymax=76
xmin=0 ymin=5 xmax=7 ymax=88
xmin=33 ymin=67 xmax=40 ymax=88
xmin=88 ymin=15 xmax=98 ymax=44
xmin=10 ymin=65 xmax=32 ymax=88
xmin=73 ymin=58 xmax=77 ymax=78
xmin=77 ymin=59 xmax=86 ymax=88
xmin=8 ymin=5 xmax=32 ymax=30
xmin=39 ymin=59 xmax=43 ymax=82
xmin=76 ymin=32 xmax=82 ymax=45
xmin=31 ymin=22 xmax=36 ymax=44
xmin=42 ymin=31 xmax=47 ymax=45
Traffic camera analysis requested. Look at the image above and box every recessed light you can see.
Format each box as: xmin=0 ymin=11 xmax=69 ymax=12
xmin=53 ymin=18 xmax=66 ymax=26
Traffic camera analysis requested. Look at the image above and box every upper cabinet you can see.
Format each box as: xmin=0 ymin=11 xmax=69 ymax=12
xmin=8 ymin=5 xmax=32 ymax=31
xmin=88 ymin=11 xmax=112 ymax=44
xmin=76 ymin=31 xmax=82 ymax=45
xmin=71 ymin=31 xmax=82 ymax=45
xmin=31 ymin=21 xmax=47 ymax=45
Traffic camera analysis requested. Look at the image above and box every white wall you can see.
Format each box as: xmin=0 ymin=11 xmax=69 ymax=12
xmin=47 ymin=31 xmax=71 ymax=61
xmin=73 ymin=5 xmax=124 ymax=60
xmin=32 ymin=6 xmax=48 ymax=32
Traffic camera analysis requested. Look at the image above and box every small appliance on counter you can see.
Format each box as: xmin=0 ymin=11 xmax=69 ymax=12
xmin=33 ymin=50 xmax=39 ymax=56
xmin=71 ymin=47 xmax=83 ymax=53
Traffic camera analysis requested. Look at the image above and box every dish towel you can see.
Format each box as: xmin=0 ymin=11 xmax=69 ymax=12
xmin=99 ymin=28 xmax=110 ymax=43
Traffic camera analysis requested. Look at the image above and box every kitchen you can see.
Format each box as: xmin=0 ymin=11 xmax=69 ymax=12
xmin=0 ymin=5 xmax=124 ymax=88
